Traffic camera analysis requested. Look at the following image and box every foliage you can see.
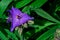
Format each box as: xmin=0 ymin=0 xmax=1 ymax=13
xmin=0 ymin=0 xmax=60 ymax=40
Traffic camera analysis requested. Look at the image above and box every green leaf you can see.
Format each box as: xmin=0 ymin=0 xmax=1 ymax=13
xmin=48 ymin=34 xmax=54 ymax=40
xmin=22 ymin=6 xmax=30 ymax=15
xmin=37 ymin=26 xmax=57 ymax=40
xmin=16 ymin=0 xmax=32 ymax=8
xmin=55 ymin=6 xmax=60 ymax=11
xmin=4 ymin=29 xmax=18 ymax=40
xmin=35 ymin=22 xmax=54 ymax=33
xmin=24 ymin=22 xmax=54 ymax=39
xmin=29 ymin=0 xmax=47 ymax=8
xmin=0 ymin=31 xmax=8 ymax=40
xmin=14 ymin=30 xmax=23 ymax=40
xmin=14 ymin=30 xmax=20 ymax=38
xmin=0 ymin=0 xmax=12 ymax=18
xmin=34 ymin=9 xmax=60 ymax=23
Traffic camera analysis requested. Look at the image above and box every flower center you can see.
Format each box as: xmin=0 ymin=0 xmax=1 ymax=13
xmin=16 ymin=15 xmax=21 ymax=19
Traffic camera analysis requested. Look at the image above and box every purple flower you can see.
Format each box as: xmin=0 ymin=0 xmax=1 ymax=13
xmin=7 ymin=7 xmax=34 ymax=32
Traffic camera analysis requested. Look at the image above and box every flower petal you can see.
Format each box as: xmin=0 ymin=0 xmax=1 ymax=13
xmin=19 ymin=13 xmax=34 ymax=24
xmin=10 ymin=18 xmax=20 ymax=32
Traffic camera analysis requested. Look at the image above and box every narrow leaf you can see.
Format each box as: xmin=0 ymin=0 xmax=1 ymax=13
xmin=24 ymin=22 xmax=54 ymax=39
xmin=22 ymin=6 xmax=30 ymax=15
xmin=5 ymin=29 xmax=18 ymax=40
xmin=0 ymin=0 xmax=12 ymax=18
xmin=37 ymin=26 xmax=57 ymax=40
xmin=29 ymin=0 xmax=47 ymax=8
xmin=0 ymin=31 xmax=8 ymax=40
xmin=14 ymin=30 xmax=23 ymax=40
xmin=34 ymin=9 xmax=60 ymax=23
xmin=35 ymin=22 xmax=54 ymax=33
xmin=16 ymin=0 xmax=32 ymax=8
